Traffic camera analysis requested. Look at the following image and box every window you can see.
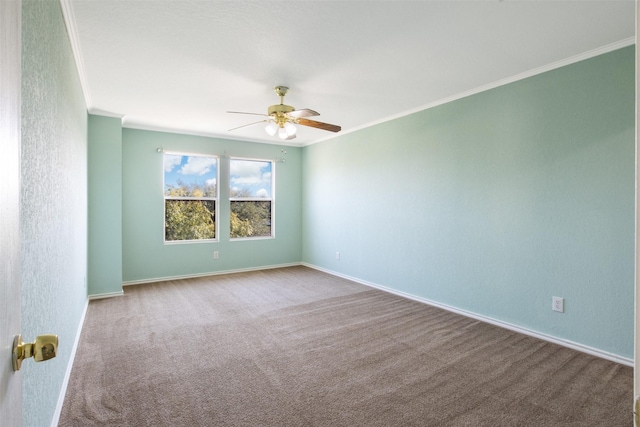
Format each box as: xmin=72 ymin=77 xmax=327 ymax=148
xmin=163 ymin=153 xmax=218 ymax=242
xmin=230 ymin=158 xmax=273 ymax=239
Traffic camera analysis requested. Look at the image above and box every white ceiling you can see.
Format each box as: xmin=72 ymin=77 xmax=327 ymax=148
xmin=62 ymin=0 xmax=635 ymax=146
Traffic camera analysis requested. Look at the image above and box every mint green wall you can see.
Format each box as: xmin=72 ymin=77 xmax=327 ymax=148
xmin=122 ymin=128 xmax=302 ymax=282
xmin=88 ymin=115 xmax=123 ymax=296
xmin=302 ymin=47 xmax=635 ymax=359
xmin=21 ymin=0 xmax=88 ymax=425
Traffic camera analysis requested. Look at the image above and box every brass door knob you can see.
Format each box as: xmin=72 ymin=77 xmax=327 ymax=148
xmin=12 ymin=334 xmax=58 ymax=371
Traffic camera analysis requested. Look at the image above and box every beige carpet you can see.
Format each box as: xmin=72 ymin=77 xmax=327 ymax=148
xmin=59 ymin=266 xmax=632 ymax=426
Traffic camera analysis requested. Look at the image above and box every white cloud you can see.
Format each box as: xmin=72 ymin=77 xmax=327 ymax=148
xmin=231 ymin=176 xmax=262 ymax=186
xmin=230 ymin=160 xmax=271 ymax=196
xmin=205 ymin=178 xmax=217 ymax=187
xmin=230 ymin=160 xmax=263 ymax=176
xmin=181 ymin=156 xmax=216 ymax=176
xmin=230 ymin=160 xmax=272 ymax=187
xmin=164 ymin=155 xmax=182 ymax=172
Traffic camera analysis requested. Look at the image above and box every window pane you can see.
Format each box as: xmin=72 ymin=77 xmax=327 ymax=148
xmin=230 ymin=201 xmax=271 ymax=238
xmin=230 ymin=159 xmax=271 ymax=198
xmin=164 ymin=154 xmax=217 ymax=197
xmin=165 ymin=200 xmax=216 ymax=241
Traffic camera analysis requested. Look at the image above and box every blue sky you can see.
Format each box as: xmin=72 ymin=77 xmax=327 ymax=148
xmin=163 ymin=155 xmax=271 ymax=198
xmin=230 ymin=159 xmax=272 ymax=198
xmin=164 ymin=154 xmax=217 ymax=193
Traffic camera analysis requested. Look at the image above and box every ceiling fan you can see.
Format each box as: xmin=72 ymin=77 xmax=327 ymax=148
xmin=228 ymin=86 xmax=341 ymax=140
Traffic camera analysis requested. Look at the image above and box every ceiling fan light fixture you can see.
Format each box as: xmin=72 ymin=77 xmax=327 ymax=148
xmin=278 ymin=126 xmax=288 ymax=140
xmin=284 ymin=121 xmax=296 ymax=136
xmin=265 ymin=121 xmax=278 ymax=136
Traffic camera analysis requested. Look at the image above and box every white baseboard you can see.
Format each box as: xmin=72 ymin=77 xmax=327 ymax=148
xmin=88 ymin=290 xmax=124 ymax=300
xmin=51 ymin=297 xmax=89 ymax=427
xmin=120 ymin=262 xmax=303 ymax=287
xmin=302 ymin=263 xmax=634 ymax=367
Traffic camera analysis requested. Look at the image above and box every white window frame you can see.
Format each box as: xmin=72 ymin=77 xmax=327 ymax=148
xmin=229 ymin=156 xmax=275 ymax=241
xmin=163 ymin=151 xmax=219 ymax=244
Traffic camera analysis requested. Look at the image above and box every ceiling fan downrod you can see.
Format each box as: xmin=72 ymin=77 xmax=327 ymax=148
xmin=268 ymin=86 xmax=295 ymax=117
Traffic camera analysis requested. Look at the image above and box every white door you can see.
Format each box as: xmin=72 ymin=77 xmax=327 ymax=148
xmin=0 ymin=0 xmax=23 ymax=425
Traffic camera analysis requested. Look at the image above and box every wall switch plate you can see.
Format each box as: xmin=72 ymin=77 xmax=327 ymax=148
xmin=213 ymin=251 xmax=219 ymax=259
xmin=552 ymin=296 xmax=564 ymax=313
xmin=336 ymin=251 xmax=340 ymax=260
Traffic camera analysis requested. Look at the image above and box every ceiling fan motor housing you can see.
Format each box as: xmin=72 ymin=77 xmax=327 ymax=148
xmin=268 ymin=104 xmax=296 ymax=127
xmin=269 ymin=85 xmax=295 ymax=126
xmin=268 ymin=104 xmax=295 ymax=116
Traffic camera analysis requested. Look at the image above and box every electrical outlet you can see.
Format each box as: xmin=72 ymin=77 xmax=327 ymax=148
xmin=552 ymin=296 xmax=564 ymax=313
xmin=336 ymin=251 xmax=340 ymax=260
xmin=213 ymin=251 xmax=219 ymax=260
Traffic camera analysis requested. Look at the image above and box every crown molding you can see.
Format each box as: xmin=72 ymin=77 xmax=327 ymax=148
xmin=59 ymin=0 xmax=92 ymax=110
xmin=121 ymin=120 xmax=303 ymax=147
xmin=87 ymin=108 xmax=125 ymax=119
xmin=302 ymin=37 xmax=636 ymax=147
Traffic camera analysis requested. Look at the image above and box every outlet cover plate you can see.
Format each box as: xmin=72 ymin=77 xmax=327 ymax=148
xmin=552 ymin=296 xmax=564 ymax=313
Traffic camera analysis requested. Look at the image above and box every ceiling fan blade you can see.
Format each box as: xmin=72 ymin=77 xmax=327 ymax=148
xmin=284 ymin=134 xmax=297 ymax=141
xmin=287 ymin=108 xmax=319 ymax=118
xmin=296 ymin=118 xmax=341 ymax=133
xmin=228 ymin=119 xmax=267 ymax=131
xmin=227 ymin=111 xmax=269 ymax=117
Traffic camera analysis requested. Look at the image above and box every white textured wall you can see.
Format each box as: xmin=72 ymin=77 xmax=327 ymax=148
xmin=21 ymin=0 xmax=87 ymax=425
